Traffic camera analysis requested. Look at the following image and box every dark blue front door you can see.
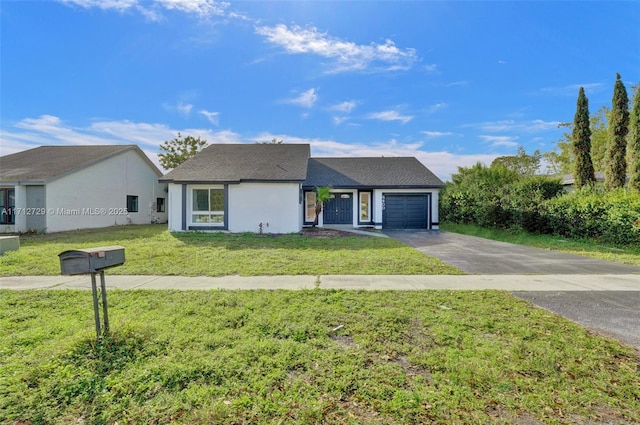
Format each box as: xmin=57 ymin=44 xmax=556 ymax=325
xmin=323 ymin=193 xmax=352 ymax=224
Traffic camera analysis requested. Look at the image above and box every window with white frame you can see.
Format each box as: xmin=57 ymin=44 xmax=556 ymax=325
xmin=359 ymin=192 xmax=371 ymax=222
xmin=191 ymin=187 xmax=224 ymax=225
xmin=305 ymin=191 xmax=316 ymax=222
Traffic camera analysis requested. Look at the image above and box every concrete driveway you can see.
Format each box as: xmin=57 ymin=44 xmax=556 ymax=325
xmin=384 ymin=230 xmax=640 ymax=275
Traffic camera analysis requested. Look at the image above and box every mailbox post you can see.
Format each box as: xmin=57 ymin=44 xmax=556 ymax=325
xmin=59 ymin=246 xmax=125 ymax=342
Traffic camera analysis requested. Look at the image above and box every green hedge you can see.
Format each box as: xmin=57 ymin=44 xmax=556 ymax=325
xmin=542 ymin=188 xmax=640 ymax=245
xmin=440 ymin=175 xmax=563 ymax=233
xmin=441 ymin=176 xmax=640 ymax=245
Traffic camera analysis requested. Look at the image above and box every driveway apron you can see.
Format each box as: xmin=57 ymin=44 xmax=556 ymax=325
xmin=513 ymin=291 xmax=640 ymax=350
xmin=384 ymin=230 xmax=640 ymax=275
xmin=385 ymin=230 xmax=640 ymax=350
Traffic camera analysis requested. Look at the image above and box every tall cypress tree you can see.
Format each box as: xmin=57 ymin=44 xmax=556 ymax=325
xmin=629 ymin=86 xmax=640 ymax=193
xmin=572 ymin=87 xmax=595 ymax=188
xmin=605 ymin=73 xmax=629 ymax=189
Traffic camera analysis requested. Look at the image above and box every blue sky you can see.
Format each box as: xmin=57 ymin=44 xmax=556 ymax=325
xmin=1 ymin=1 xmax=638 ymax=180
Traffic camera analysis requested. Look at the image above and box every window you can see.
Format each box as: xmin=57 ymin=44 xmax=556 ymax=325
xmin=359 ymin=192 xmax=371 ymax=222
xmin=191 ymin=188 xmax=224 ymax=225
xmin=127 ymin=195 xmax=139 ymax=213
xmin=0 ymin=188 xmax=15 ymax=225
xmin=305 ymin=191 xmax=316 ymax=222
xmin=156 ymin=198 xmax=165 ymax=213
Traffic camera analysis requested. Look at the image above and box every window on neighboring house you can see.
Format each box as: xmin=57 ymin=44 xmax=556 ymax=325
xmin=127 ymin=195 xmax=139 ymax=213
xmin=0 ymin=188 xmax=15 ymax=225
xmin=191 ymin=188 xmax=224 ymax=224
xmin=305 ymin=191 xmax=316 ymax=222
xmin=156 ymin=198 xmax=165 ymax=213
xmin=359 ymin=192 xmax=371 ymax=222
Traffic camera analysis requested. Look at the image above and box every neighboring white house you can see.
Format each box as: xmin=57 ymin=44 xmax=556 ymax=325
xmin=0 ymin=145 xmax=167 ymax=233
xmin=160 ymin=143 xmax=444 ymax=233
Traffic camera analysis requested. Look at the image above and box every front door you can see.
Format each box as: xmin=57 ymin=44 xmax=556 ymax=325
xmin=323 ymin=193 xmax=353 ymax=225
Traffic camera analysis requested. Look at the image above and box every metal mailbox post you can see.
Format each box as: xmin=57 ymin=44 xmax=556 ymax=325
xmin=59 ymin=246 xmax=125 ymax=342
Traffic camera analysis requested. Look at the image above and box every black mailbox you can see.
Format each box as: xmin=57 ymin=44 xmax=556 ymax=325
xmin=59 ymin=246 xmax=125 ymax=275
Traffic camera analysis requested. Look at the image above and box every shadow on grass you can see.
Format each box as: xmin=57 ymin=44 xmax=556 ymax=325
xmin=17 ymin=223 xmax=168 ymax=245
xmin=61 ymin=329 xmax=165 ymax=377
xmin=170 ymin=229 xmax=406 ymax=252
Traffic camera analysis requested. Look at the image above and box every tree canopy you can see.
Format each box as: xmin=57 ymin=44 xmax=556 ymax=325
xmin=491 ymin=146 xmax=541 ymax=176
xmin=571 ymin=86 xmax=596 ymax=188
xmin=605 ymin=73 xmax=629 ymax=189
xmin=257 ymin=138 xmax=284 ymax=144
xmin=629 ymin=84 xmax=640 ymax=192
xmin=158 ymin=133 xmax=208 ymax=170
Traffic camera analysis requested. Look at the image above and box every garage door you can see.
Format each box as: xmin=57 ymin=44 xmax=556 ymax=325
xmin=383 ymin=194 xmax=430 ymax=229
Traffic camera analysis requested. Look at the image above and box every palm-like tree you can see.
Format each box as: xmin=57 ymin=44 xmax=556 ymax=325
xmin=313 ymin=186 xmax=332 ymax=227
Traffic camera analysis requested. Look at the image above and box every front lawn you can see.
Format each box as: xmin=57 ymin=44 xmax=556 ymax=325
xmin=0 ymin=225 xmax=462 ymax=276
xmin=1 ymin=289 xmax=638 ymax=424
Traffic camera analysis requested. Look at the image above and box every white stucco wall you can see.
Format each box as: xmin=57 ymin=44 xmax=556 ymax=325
xmin=228 ymin=182 xmax=301 ymax=234
xmin=44 ymin=150 xmax=166 ymax=232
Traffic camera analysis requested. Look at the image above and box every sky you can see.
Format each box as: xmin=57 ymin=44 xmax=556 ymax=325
xmin=1 ymin=1 xmax=639 ymax=181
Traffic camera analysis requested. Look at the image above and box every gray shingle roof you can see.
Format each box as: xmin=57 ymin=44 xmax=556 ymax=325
xmin=0 ymin=145 xmax=159 ymax=183
xmin=303 ymin=157 xmax=444 ymax=188
xmin=161 ymin=144 xmax=311 ymax=183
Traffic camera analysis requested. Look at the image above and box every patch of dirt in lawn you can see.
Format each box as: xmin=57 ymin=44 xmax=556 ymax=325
xmin=484 ymin=402 xmax=636 ymax=425
xmin=392 ymin=355 xmax=433 ymax=382
xmin=566 ymin=402 xmax=639 ymax=425
xmin=331 ymin=334 xmax=358 ymax=349
xmin=484 ymin=405 xmax=546 ymax=425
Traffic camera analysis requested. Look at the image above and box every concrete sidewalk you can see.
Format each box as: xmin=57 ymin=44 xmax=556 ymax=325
xmin=2 ymin=274 xmax=640 ymax=291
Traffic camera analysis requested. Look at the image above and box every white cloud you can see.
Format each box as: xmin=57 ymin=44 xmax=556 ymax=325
xmin=473 ymin=119 xmax=560 ymax=133
xmin=0 ymin=115 xmax=241 ymax=172
xmin=255 ymin=24 xmax=417 ymax=73
xmin=539 ymin=83 xmax=603 ymax=96
xmin=422 ymin=131 xmax=453 ymax=138
xmin=252 ymin=133 xmax=499 ymax=181
xmin=284 ymin=88 xmax=318 ymax=108
xmin=61 ymin=0 xmax=139 ymax=11
xmin=445 ymin=81 xmax=468 ymax=87
xmin=162 ymin=101 xmax=193 ymax=117
xmin=153 ymin=0 xmax=228 ymax=17
xmin=177 ymin=102 xmax=193 ymax=116
xmin=424 ymin=63 xmax=439 ymax=74
xmin=479 ymin=135 xmax=519 ymax=148
xmin=332 ymin=116 xmax=350 ymax=126
xmin=427 ymin=102 xmax=448 ymax=113
xmin=199 ymin=109 xmax=220 ymax=125
xmin=2 ymin=115 xmax=507 ymax=181
xmin=60 ymin=0 xmax=229 ymax=20
xmin=329 ymin=100 xmax=357 ymax=113
xmin=367 ymin=110 xmax=413 ymax=124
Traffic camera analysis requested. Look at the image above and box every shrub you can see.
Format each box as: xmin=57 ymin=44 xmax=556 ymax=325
xmin=440 ymin=171 xmax=563 ymax=233
xmin=543 ymin=188 xmax=640 ymax=244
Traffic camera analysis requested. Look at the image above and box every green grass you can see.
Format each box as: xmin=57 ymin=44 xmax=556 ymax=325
xmin=0 ymin=225 xmax=461 ymax=276
xmin=1 ymin=289 xmax=638 ymax=424
xmin=441 ymin=223 xmax=640 ymax=268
